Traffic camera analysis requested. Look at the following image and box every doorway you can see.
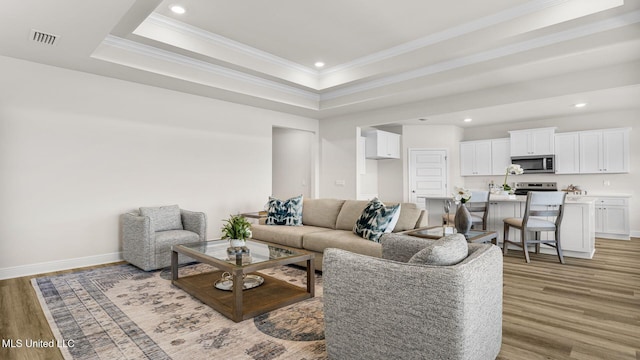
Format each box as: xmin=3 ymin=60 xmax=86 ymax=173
xmin=408 ymin=149 xmax=448 ymax=205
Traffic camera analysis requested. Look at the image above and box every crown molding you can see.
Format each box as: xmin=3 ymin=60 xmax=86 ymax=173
xmin=101 ymin=35 xmax=320 ymax=102
xmin=320 ymin=10 xmax=640 ymax=101
xmin=145 ymin=13 xmax=319 ymax=76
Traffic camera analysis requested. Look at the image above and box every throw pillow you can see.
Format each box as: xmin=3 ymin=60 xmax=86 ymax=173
xmin=384 ymin=204 xmax=402 ymax=233
xmin=139 ymin=205 xmax=183 ymax=232
xmin=265 ymin=195 xmax=303 ymax=226
xmin=353 ymin=198 xmax=401 ymax=242
xmin=408 ymin=234 xmax=468 ymax=266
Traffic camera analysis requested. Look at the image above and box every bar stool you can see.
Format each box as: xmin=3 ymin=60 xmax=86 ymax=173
xmin=502 ymin=191 xmax=566 ymax=264
xmin=443 ymin=191 xmax=490 ymax=230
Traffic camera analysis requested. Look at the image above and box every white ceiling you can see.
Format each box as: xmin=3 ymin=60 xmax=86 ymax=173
xmin=1 ymin=0 xmax=639 ymax=127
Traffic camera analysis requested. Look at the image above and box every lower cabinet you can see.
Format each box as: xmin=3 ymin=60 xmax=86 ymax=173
xmin=487 ymin=201 xmax=521 ymax=244
xmin=486 ymin=200 xmax=595 ymax=259
xmin=594 ymin=197 xmax=630 ymax=240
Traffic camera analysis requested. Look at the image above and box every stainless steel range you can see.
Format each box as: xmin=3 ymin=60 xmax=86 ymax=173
xmin=514 ymin=182 xmax=558 ymax=195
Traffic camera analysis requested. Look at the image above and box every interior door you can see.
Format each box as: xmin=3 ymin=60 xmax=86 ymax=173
xmin=408 ymin=149 xmax=448 ymax=207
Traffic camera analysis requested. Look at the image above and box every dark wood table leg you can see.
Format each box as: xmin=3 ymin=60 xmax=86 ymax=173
xmin=307 ymin=258 xmax=315 ymax=297
xmin=232 ymin=269 xmax=243 ymax=322
xmin=171 ymin=250 xmax=178 ymax=281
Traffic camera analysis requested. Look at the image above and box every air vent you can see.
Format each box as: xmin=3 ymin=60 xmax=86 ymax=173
xmin=30 ymin=29 xmax=58 ymax=45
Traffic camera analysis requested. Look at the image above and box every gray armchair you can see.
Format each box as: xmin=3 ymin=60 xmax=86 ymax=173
xmin=121 ymin=205 xmax=207 ymax=271
xmin=323 ymin=234 xmax=503 ymax=360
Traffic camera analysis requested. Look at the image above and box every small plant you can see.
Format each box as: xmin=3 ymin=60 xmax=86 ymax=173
xmin=221 ymin=214 xmax=252 ymax=240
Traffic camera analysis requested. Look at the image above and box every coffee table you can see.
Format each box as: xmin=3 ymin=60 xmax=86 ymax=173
xmin=171 ymin=239 xmax=315 ymax=322
xmin=406 ymin=226 xmax=498 ymax=245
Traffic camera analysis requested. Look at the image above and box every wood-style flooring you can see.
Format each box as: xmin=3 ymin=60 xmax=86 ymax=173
xmin=1 ymin=238 xmax=639 ymax=360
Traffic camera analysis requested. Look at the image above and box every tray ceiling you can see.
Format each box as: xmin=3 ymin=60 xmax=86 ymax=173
xmin=1 ymin=0 xmax=639 ymax=125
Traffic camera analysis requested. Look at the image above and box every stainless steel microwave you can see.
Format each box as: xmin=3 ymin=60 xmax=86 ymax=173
xmin=511 ymin=155 xmax=555 ymax=173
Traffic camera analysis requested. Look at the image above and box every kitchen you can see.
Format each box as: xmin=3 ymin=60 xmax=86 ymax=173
xmin=359 ymin=112 xmax=636 ymax=260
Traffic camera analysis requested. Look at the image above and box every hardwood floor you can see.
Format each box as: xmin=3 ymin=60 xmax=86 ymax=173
xmin=1 ymin=239 xmax=639 ymax=360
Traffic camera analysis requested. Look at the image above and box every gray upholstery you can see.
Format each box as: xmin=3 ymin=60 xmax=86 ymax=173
xmin=323 ymin=234 xmax=503 ymax=360
xmin=122 ymin=207 xmax=207 ymax=271
xmin=408 ymin=233 xmax=468 ymax=265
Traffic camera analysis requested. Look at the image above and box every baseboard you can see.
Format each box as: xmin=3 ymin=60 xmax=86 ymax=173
xmin=630 ymin=230 xmax=640 ymax=238
xmin=596 ymin=232 xmax=631 ymax=240
xmin=0 ymin=252 xmax=123 ymax=280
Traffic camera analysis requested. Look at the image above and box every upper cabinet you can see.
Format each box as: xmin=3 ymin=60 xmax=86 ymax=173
xmin=509 ymin=127 xmax=556 ymax=156
xmin=460 ymin=138 xmax=510 ymax=176
xmin=490 ymin=138 xmax=511 ymax=175
xmin=579 ymin=128 xmax=630 ymax=174
xmin=554 ymin=132 xmax=580 ymax=174
xmin=460 ymin=140 xmax=492 ymax=176
xmin=365 ymin=130 xmax=401 ymax=159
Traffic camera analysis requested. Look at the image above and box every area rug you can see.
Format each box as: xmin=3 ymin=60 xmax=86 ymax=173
xmin=32 ymin=263 xmax=326 ymax=360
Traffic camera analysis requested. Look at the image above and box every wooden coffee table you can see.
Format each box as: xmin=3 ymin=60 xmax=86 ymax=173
xmin=406 ymin=226 xmax=498 ymax=245
xmin=171 ymin=239 xmax=315 ymax=322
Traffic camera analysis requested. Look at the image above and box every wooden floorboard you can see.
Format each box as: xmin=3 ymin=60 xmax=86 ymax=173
xmin=1 ymin=239 xmax=639 ymax=359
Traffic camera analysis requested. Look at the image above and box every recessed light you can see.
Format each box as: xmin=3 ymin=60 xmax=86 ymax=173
xmin=574 ymin=103 xmax=587 ymax=108
xmin=314 ymin=61 xmax=325 ymax=68
xmin=419 ymin=118 xmax=428 ymax=122
xmin=170 ymin=5 xmax=186 ymax=14
xmin=464 ymin=118 xmax=473 ymax=122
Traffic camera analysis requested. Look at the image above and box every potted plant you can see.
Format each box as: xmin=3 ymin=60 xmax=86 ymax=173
xmin=221 ymin=214 xmax=252 ymax=247
xmin=452 ymin=186 xmax=473 ymax=235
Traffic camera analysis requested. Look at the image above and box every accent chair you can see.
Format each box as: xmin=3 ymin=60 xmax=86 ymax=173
xmin=121 ymin=205 xmax=207 ymax=271
xmin=323 ymin=233 xmax=503 ymax=360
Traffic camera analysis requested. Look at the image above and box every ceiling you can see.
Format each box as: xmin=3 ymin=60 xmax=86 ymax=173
xmin=1 ymin=0 xmax=639 ymax=127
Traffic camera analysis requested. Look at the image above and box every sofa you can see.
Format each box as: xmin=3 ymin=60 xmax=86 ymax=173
xmin=323 ymin=233 xmax=503 ymax=360
xmin=250 ymin=198 xmax=428 ymax=271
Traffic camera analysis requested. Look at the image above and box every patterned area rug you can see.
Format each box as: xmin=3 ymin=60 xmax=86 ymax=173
xmin=32 ymin=263 xmax=326 ymax=360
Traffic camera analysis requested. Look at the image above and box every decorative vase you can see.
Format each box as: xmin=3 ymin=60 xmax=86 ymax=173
xmin=454 ymin=203 xmax=472 ymax=235
xmin=229 ymin=239 xmax=245 ymax=248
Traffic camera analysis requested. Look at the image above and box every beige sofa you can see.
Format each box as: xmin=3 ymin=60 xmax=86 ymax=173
xmin=250 ymin=198 xmax=428 ymax=271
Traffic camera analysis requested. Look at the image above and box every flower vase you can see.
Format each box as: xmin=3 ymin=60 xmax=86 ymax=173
xmin=229 ymin=239 xmax=245 ymax=248
xmin=454 ymin=203 xmax=473 ymax=235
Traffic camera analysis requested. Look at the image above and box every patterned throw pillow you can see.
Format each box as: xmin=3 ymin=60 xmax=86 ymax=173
xmin=353 ymin=198 xmax=401 ymax=242
xmin=408 ymin=234 xmax=468 ymax=266
xmin=265 ymin=195 xmax=303 ymax=226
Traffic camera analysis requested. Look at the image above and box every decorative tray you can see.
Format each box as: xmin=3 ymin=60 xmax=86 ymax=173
xmin=214 ymin=274 xmax=264 ymax=291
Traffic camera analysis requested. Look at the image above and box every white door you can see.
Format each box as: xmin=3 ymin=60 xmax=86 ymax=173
xmin=408 ymin=149 xmax=448 ymax=205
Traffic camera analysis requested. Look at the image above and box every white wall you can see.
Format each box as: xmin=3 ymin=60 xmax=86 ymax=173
xmin=401 ymin=125 xmax=465 ymax=201
xmin=461 ymin=110 xmax=639 ymax=235
xmin=0 ymin=56 xmax=318 ymax=277
xmin=272 ymin=127 xmax=315 ymax=199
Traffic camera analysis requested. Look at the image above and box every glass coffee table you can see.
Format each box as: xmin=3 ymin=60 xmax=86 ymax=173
xmin=171 ymin=239 xmax=315 ymax=322
xmin=406 ymin=226 xmax=498 ymax=244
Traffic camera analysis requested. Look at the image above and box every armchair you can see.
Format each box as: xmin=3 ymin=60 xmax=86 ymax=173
xmin=121 ymin=205 xmax=207 ymax=271
xmin=323 ymin=234 xmax=503 ymax=360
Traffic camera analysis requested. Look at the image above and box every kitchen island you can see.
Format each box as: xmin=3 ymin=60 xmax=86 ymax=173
xmin=421 ymin=194 xmax=596 ymax=259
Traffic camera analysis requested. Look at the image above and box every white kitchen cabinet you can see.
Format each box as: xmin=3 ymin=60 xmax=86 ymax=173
xmin=594 ymin=197 xmax=630 ymax=240
xmin=509 ymin=127 xmax=556 ymax=156
xmin=554 ymin=132 xmax=580 ymax=174
xmin=491 ymin=138 xmax=511 ymax=175
xmin=460 ymin=140 xmax=492 ymax=176
xmin=487 ymin=200 xmax=522 ymax=244
xmin=365 ymin=130 xmax=401 ymax=159
xmin=579 ymin=128 xmax=630 ymax=174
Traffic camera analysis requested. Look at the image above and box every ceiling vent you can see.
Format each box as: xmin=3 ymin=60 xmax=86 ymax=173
xmin=30 ymin=29 xmax=58 ymax=45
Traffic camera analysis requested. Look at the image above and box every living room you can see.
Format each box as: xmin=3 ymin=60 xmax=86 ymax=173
xmin=1 ymin=1 xmax=639 ymax=359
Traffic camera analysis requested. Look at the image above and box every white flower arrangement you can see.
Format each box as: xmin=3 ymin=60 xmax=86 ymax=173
xmin=503 ymin=164 xmax=524 ymax=191
xmin=452 ymin=186 xmax=472 ymax=204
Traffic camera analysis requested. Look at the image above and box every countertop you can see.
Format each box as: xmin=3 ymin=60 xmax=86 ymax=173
xmin=421 ymin=194 xmax=597 ymax=204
